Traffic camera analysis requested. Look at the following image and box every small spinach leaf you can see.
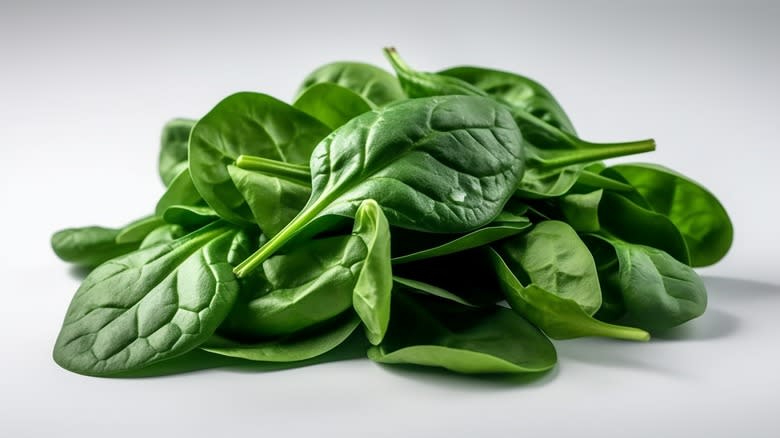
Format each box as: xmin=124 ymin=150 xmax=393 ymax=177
xmin=51 ymin=226 xmax=140 ymax=268
xmin=368 ymin=292 xmax=557 ymax=374
xmin=293 ymin=83 xmax=372 ymax=130
xmin=297 ymin=61 xmax=405 ymax=107
xmin=489 ymin=247 xmax=649 ymax=341
xmin=158 ymin=118 xmax=196 ymax=187
xmin=203 ymin=312 xmax=360 ymax=362
xmin=155 ymin=167 xmax=203 ymax=217
xmin=189 ymin=92 xmax=331 ymax=225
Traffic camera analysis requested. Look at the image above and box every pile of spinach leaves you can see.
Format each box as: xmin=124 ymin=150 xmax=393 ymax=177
xmin=51 ymin=49 xmax=732 ymax=377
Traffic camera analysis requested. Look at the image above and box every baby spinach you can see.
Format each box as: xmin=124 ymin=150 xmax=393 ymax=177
xmin=585 ymin=234 xmax=708 ymax=331
xmin=203 ymin=312 xmax=360 ymax=362
xmin=158 ymin=118 xmax=196 ymax=187
xmin=490 ymin=247 xmax=650 ymax=341
xmin=233 ymin=95 xmax=525 ymax=277
xmin=607 ymin=163 xmax=733 ymax=267
xmin=51 ymin=226 xmax=141 ymax=268
xmin=188 ymin=92 xmax=331 ymax=225
xmin=438 ymin=65 xmax=576 ymax=134
xmin=297 ymin=61 xmax=405 ymax=107
xmin=53 ymin=222 xmax=248 ymax=376
xmin=220 ymin=200 xmax=392 ymax=342
xmin=51 ymin=48 xmax=731 ymax=379
xmin=368 ymin=292 xmax=557 ymax=374
xmin=293 ymin=82 xmax=372 ymax=130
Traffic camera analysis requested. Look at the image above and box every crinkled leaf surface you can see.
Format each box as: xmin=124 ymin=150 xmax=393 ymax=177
xmin=53 ymin=223 xmax=246 ymax=376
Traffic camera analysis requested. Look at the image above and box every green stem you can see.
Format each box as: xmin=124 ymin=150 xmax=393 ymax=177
xmin=589 ymin=320 xmax=651 ymax=342
xmin=534 ymin=138 xmax=655 ymax=170
xmin=233 ymin=201 xmax=323 ymax=278
xmin=235 ymin=155 xmax=311 ymax=184
xmin=383 ymin=47 xmax=409 ymax=73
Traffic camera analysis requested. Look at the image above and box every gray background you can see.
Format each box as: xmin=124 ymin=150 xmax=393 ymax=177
xmin=1 ymin=1 xmax=778 ymax=437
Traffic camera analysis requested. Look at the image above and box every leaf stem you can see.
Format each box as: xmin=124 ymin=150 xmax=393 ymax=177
xmin=535 ymin=138 xmax=656 ymax=170
xmin=233 ymin=202 xmax=322 ymax=278
xmin=235 ymin=155 xmax=311 ymax=184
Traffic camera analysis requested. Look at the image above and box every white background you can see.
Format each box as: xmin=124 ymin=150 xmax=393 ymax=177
xmin=1 ymin=1 xmax=778 ymax=437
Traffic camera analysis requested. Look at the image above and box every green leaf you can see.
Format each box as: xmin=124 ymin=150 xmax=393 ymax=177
xmin=586 ymin=235 xmax=708 ymax=331
xmin=559 ymin=189 xmax=602 ymax=232
xmin=139 ymin=224 xmax=185 ymax=249
xmin=607 ymin=163 xmax=733 ymax=267
xmin=226 ymin=164 xmax=310 ymax=238
xmin=234 ymin=95 xmax=526 ymax=277
xmin=489 ymin=248 xmax=649 ymax=341
xmin=393 ymin=276 xmax=479 ymax=307
xmin=438 ymin=65 xmax=576 ymax=134
xmin=351 ymin=200 xmax=393 ymax=345
xmin=155 ymin=167 xmax=203 ymax=217
xmin=202 ymin=312 xmax=360 ymax=362
xmin=52 ymin=222 xmax=246 ymax=376
xmin=51 ymin=226 xmax=140 ymax=268
xmin=598 ymin=191 xmax=690 ymax=265
xmin=158 ymin=118 xmax=196 ymax=187
xmin=296 ymin=61 xmax=405 ymax=107
xmin=368 ymin=292 xmax=557 ymax=374
xmin=293 ymin=83 xmax=372 ymax=130
xmin=162 ymin=205 xmax=219 ymax=230
xmin=114 ymin=215 xmax=165 ymax=244
xmin=498 ymin=221 xmax=602 ymax=315
xmin=188 ymin=92 xmax=331 ymax=225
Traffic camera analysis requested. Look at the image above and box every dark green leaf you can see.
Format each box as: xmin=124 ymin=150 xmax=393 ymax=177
xmin=297 ymin=61 xmax=405 ymax=107
xmin=293 ymin=83 xmax=372 ymax=130
xmin=158 ymin=118 xmax=196 ymax=187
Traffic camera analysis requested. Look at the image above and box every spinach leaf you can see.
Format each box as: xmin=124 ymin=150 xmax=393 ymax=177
xmin=392 ymin=276 xmax=479 ymax=307
xmin=202 ymin=312 xmax=360 ymax=362
xmin=585 ymin=235 xmax=708 ymax=331
xmin=188 ymin=92 xmax=331 ymax=225
xmin=607 ymin=163 xmax=733 ymax=267
xmin=114 ymin=215 xmax=166 ymax=244
xmin=226 ymin=164 xmax=310 ymax=238
xmin=297 ymin=61 xmax=405 ymax=107
xmin=51 ymin=226 xmax=140 ymax=268
xmin=293 ymin=83 xmax=372 ymax=130
xmin=351 ymin=200 xmax=393 ymax=345
xmin=158 ymin=118 xmax=196 ymax=187
xmin=598 ymin=191 xmax=690 ymax=265
xmin=221 ymin=200 xmax=392 ymax=342
xmin=499 ymin=221 xmax=602 ymax=315
xmin=52 ymin=222 xmax=248 ymax=376
xmin=558 ymin=189 xmax=602 ymax=232
xmin=438 ymin=65 xmax=576 ymax=134
xmin=489 ymin=247 xmax=650 ymax=341
xmin=384 ymin=48 xmax=655 ymax=199
xmin=139 ymin=224 xmax=185 ymax=249
xmin=161 ymin=205 xmax=219 ymax=230
xmin=368 ymin=292 xmax=557 ymax=374
xmin=155 ymin=167 xmax=203 ymax=217
xmin=233 ymin=95 xmax=525 ymax=277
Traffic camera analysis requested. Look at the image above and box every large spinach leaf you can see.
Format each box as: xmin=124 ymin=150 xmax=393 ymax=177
xmin=233 ymin=95 xmax=525 ymax=277
xmin=52 ymin=222 xmax=249 ymax=376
